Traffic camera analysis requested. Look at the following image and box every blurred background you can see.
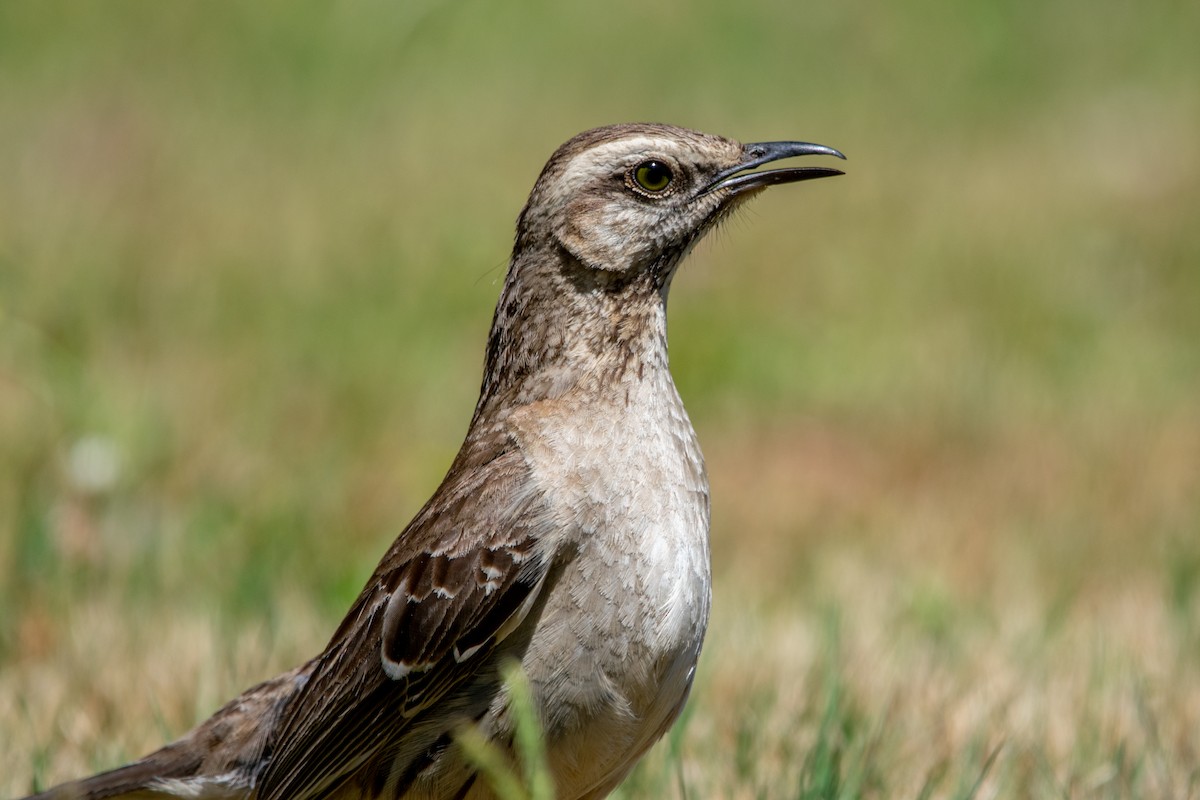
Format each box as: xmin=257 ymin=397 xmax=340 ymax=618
xmin=1 ymin=1 xmax=1197 ymax=796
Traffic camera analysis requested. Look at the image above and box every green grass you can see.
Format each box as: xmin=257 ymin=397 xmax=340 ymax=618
xmin=2 ymin=0 xmax=1199 ymax=797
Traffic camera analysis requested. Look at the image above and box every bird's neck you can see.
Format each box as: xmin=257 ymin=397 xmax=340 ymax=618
xmin=474 ymin=244 xmax=675 ymax=418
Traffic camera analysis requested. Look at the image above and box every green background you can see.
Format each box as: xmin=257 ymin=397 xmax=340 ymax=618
xmin=2 ymin=1 xmax=1197 ymax=796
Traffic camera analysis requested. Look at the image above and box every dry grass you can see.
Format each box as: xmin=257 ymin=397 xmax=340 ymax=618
xmin=4 ymin=421 xmax=1198 ymax=797
xmin=2 ymin=1 xmax=1199 ymax=798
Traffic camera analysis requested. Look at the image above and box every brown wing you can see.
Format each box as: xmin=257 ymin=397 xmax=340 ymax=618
xmin=256 ymin=436 xmax=553 ymax=800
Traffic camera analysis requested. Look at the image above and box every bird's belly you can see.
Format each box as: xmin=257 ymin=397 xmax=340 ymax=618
xmin=522 ymin=520 xmax=709 ymax=798
xmin=525 ymin=461 xmax=710 ymax=793
xmin=501 ymin=377 xmax=712 ymax=797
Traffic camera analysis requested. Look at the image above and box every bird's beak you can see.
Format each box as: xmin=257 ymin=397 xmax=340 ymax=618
xmin=703 ymin=141 xmax=846 ymax=195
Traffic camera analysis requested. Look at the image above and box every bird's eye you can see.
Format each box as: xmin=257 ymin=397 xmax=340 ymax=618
xmin=632 ymin=161 xmax=673 ymax=193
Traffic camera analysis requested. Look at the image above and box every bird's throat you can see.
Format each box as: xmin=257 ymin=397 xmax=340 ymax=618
xmin=475 ymin=248 xmax=672 ymax=417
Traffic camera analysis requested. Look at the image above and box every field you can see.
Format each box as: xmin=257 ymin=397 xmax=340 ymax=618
xmin=1 ymin=1 xmax=1198 ymax=797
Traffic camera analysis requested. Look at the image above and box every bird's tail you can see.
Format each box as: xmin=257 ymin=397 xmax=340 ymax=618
xmin=19 ymin=746 xmax=217 ymax=800
xmin=16 ymin=662 xmax=316 ymax=800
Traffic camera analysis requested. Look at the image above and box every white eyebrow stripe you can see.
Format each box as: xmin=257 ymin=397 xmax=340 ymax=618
xmin=559 ymin=137 xmax=679 ymax=183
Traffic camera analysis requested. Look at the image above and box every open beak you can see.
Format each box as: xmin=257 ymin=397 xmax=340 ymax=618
xmin=703 ymin=140 xmax=846 ymax=195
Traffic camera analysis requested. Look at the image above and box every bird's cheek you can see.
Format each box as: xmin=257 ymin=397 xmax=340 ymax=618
xmin=559 ymin=201 xmax=649 ymax=273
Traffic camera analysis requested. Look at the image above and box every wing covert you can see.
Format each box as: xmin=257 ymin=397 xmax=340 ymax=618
xmin=256 ymin=442 xmax=553 ymax=800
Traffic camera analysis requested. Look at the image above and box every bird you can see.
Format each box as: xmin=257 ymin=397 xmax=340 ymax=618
xmin=18 ymin=123 xmax=844 ymax=800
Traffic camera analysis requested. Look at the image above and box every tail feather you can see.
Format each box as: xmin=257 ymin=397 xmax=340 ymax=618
xmin=22 ymin=749 xmax=208 ymax=800
xmin=17 ymin=663 xmax=315 ymax=800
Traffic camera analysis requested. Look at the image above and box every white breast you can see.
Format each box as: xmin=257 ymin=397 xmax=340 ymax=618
xmin=508 ymin=364 xmax=711 ymax=795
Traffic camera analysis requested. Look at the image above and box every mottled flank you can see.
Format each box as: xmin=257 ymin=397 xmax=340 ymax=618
xmin=18 ymin=124 xmax=842 ymax=800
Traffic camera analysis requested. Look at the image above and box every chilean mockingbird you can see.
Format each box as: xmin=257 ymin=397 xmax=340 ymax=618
xmin=20 ymin=123 xmax=844 ymax=800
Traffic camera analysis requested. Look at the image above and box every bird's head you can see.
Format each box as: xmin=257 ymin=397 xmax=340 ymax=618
xmin=515 ymin=123 xmax=845 ymax=281
xmin=477 ymin=124 xmax=844 ymax=410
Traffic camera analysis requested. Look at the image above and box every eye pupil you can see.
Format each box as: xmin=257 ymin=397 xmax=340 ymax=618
xmin=633 ymin=161 xmax=672 ymax=192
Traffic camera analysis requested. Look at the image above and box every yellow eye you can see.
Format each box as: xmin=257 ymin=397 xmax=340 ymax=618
xmin=633 ymin=160 xmax=673 ymax=193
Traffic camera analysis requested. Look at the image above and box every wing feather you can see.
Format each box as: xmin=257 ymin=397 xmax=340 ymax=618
xmin=256 ymin=437 xmax=553 ymax=800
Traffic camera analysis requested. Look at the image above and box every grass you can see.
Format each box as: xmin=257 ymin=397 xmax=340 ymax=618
xmin=2 ymin=0 xmax=1199 ymax=797
xmin=456 ymin=663 xmax=556 ymax=800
